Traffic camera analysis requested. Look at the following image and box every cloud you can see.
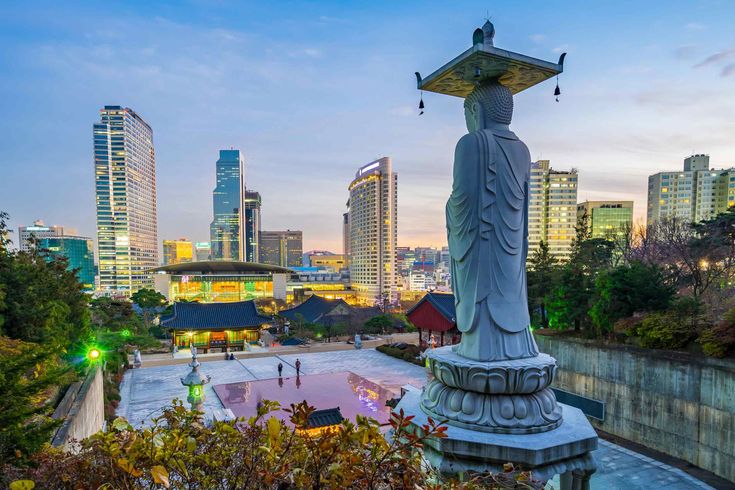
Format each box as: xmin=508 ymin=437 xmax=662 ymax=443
xmin=694 ymin=47 xmax=735 ymax=68
xmin=529 ymin=34 xmax=545 ymax=43
xmin=389 ymin=105 xmax=415 ymax=117
xmin=722 ymin=63 xmax=735 ymax=77
xmin=673 ymin=45 xmax=697 ymax=60
xmin=552 ymin=44 xmax=569 ymax=54
xmin=685 ymin=22 xmax=706 ymax=30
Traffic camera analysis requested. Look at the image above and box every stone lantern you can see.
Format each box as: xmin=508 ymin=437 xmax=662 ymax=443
xmin=180 ymin=351 xmax=211 ymax=412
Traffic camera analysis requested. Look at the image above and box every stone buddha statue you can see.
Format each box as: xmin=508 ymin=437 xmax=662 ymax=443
xmin=447 ymin=80 xmax=539 ymax=362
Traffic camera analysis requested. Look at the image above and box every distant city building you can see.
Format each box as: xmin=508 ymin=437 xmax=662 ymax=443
xmin=94 ymin=105 xmax=158 ymax=295
xmin=194 ymin=242 xmax=211 ymax=262
xmin=210 ymin=149 xmax=245 ymax=261
xmin=529 ymin=160 xmax=578 ymax=261
xmin=347 ymin=157 xmax=398 ymax=305
xmin=308 ymin=252 xmax=346 ymax=272
xmin=647 ymin=155 xmax=735 ymax=224
xmin=260 ymin=230 xmax=303 ymax=268
xmin=163 ymin=238 xmax=194 ymax=265
xmin=18 ymin=220 xmax=69 ymax=252
xmin=243 ymin=190 xmax=261 ymax=263
xmin=577 ymin=201 xmax=634 ymax=239
xmin=38 ymin=235 xmax=95 ymax=290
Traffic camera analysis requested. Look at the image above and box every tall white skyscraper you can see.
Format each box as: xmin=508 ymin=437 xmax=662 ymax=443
xmin=94 ymin=106 xmax=158 ymax=295
xmin=529 ymin=160 xmax=578 ymax=261
xmin=647 ymin=155 xmax=735 ymax=224
xmin=347 ymin=157 xmax=398 ymax=305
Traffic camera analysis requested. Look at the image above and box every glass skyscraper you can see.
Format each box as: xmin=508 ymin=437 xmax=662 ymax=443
xmin=94 ymin=106 xmax=158 ymax=295
xmin=39 ymin=236 xmax=95 ymax=291
xmin=210 ymin=149 xmax=245 ymax=261
xmin=259 ymin=230 xmax=303 ymax=268
xmin=243 ymin=190 xmax=261 ymax=263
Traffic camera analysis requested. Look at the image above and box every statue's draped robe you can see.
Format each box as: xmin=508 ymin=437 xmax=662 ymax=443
xmin=447 ymin=127 xmax=539 ymax=361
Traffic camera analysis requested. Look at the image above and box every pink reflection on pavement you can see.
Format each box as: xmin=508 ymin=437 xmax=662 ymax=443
xmin=213 ymin=371 xmax=396 ymax=427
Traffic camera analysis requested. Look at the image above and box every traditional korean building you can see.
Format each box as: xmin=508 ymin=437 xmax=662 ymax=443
xmin=280 ymin=295 xmax=352 ymax=325
xmin=162 ymin=300 xmax=272 ymax=353
xmin=406 ymin=292 xmax=460 ymax=348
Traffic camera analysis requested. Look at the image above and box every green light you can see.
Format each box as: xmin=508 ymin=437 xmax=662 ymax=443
xmin=120 ymin=329 xmax=131 ymax=338
xmin=87 ymin=347 xmax=101 ymax=362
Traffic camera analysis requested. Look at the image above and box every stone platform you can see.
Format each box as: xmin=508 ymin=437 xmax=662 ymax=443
xmin=397 ymin=388 xmax=598 ymax=483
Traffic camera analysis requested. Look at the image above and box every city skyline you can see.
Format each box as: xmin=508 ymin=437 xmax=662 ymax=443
xmin=2 ymin=1 xmax=735 ymax=252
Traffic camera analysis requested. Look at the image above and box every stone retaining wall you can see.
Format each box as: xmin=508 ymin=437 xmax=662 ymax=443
xmin=535 ymin=334 xmax=735 ymax=482
xmin=51 ymin=365 xmax=104 ymax=451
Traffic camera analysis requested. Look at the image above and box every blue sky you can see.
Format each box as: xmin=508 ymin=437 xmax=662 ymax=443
xmin=1 ymin=0 xmax=734 ymax=252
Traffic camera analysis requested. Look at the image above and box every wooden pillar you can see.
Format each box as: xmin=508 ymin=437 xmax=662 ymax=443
xmin=441 ymin=330 xmax=444 ymax=347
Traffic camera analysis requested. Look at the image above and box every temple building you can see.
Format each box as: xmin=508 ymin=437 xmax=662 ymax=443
xmin=280 ymin=295 xmax=352 ymax=325
xmin=162 ymin=300 xmax=272 ymax=352
xmin=406 ymin=292 xmax=460 ymax=348
xmin=152 ymin=261 xmax=292 ymax=302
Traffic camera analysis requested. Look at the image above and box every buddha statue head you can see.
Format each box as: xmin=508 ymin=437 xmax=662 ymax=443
xmin=464 ymin=80 xmax=513 ymax=132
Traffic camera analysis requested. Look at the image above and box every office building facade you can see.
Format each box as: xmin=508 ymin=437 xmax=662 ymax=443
xmin=210 ymin=149 xmax=245 ymax=261
xmin=577 ymin=201 xmax=634 ymax=239
xmin=260 ymin=230 xmax=303 ymax=268
xmin=243 ymin=190 xmax=261 ymax=263
xmin=347 ymin=157 xmax=398 ymax=305
xmin=18 ymin=220 xmax=68 ymax=252
xmin=194 ymin=242 xmax=211 ymax=262
xmin=529 ymin=160 xmax=578 ymax=261
xmin=647 ymin=155 xmax=735 ymax=224
xmin=94 ymin=106 xmax=158 ymax=295
xmin=163 ymin=238 xmax=194 ymax=265
xmin=39 ymin=236 xmax=95 ymax=290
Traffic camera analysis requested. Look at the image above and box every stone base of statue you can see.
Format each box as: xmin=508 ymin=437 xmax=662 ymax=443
xmin=394 ymin=346 xmax=598 ymax=489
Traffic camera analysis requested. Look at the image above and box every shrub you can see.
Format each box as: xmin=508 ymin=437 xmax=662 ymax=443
xmin=2 ymin=400 xmax=542 ymax=489
xmin=698 ymin=307 xmax=735 ymax=358
xmin=377 ymin=344 xmax=424 ymax=366
xmin=632 ymin=311 xmax=696 ymax=350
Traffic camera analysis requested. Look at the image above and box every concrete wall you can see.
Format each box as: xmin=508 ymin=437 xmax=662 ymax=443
xmin=51 ymin=365 xmax=105 ymax=451
xmin=536 ymin=335 xmax=735 ymax=482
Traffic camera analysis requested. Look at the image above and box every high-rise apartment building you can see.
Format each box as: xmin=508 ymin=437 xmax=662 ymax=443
xmin=347 ymin=157 xmax=398 ymax=305
xmin=647 ymin=155 xmax=735 ymax=224
xmin=529 ymin=160 xmax=578 ymax=260
xmin=94 ymin=106 xmax=158 ymax=295
xmin=194 ymin=242 xmax=211 ymax=262
xmin=18 ymin=220 xmax=69 ymax=252
xmin=577 ymin=201 xmax=633 ymax=239
xmin=163 ymin=238 xmax=194 ymax=265
xmin=38 ymin=236 xmax=95 ymax=290
xmin=260 ymin=230 xmax=303 ymax=268
xmin=243 ymin=190 xmax=261 ymax=263
xmin=210 ymin=149 xmax=245 ymax=261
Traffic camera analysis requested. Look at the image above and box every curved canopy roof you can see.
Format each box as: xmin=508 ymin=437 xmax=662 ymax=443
xmin=151 ymin=260 xmax=293 ymax=275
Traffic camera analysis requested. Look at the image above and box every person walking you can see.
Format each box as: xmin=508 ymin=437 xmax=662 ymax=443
xmin=295 ymin=358 xmax=301 ymax=376
xmin=277 ymin=362 xmax=283 ymax=377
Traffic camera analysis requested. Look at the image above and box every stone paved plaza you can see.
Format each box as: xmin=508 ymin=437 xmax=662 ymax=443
xmin=117 ymin=348 xmax=713 ymax=489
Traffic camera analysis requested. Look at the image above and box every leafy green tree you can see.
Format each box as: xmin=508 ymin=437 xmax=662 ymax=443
xmin=589 ymin=262 xmax=675 ymax=335
xmin=0 ymin=212 xmax=90 ymax=350
xmin=130 ymin=288 xmax=167 ymax=330
xmin=363 ymin=314 xmax=393 ymax=334
xmin=527 ymin=240 xmax=560 ymax=328
xmin=89 ymin=297 xmax=144 ymax=333
xmin=0 ymin=337 xmax=73 ymax=463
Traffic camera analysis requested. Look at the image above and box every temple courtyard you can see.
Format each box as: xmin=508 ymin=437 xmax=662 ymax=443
xmin=117 ymin=348 xmax=714 ymax=489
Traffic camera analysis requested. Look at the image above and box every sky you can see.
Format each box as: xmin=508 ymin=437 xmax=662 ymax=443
xmin=1 ymin=0 xmax=734 ymax=253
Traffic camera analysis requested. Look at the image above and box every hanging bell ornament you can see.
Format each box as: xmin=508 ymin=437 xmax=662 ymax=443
xmin=419 ymin=92 xmax=425 ymax=115
xmin=554 ymin=77 xmax=561 ymax=102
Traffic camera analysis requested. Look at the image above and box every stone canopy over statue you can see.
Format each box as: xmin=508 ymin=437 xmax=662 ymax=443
xmin=399 ymin=22 xmax=598 ymax=488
